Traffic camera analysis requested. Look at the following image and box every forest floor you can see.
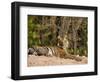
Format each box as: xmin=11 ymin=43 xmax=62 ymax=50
xmin=28 ymin=55 xmax=87 ymax=67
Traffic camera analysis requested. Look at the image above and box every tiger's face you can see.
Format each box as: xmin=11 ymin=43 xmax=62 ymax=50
xmin=57 ymin=36 xmax=64 ymax=48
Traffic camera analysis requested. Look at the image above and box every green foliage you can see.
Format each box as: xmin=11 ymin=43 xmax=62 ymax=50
xmin=28 ymin=16 xmax=41 ymax=47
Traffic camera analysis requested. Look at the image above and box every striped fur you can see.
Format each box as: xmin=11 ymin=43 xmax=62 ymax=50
xmin=28 ymin=46 xmax=82 ymax=61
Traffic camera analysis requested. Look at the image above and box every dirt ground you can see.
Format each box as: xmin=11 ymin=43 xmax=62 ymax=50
xmin=27 ymin=55 xmax=87 ymax=67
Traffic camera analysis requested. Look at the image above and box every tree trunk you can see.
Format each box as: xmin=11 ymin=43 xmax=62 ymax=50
xmin=72 ymin=18 xmax=83 ymax=55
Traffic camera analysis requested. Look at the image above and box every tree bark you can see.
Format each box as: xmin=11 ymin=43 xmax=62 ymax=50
xmin=72 ymin=18 xmax=83 ymax=55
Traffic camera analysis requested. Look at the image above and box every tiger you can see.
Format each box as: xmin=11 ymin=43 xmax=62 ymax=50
xmin=28 ymin=46 xmax=82 ymax=61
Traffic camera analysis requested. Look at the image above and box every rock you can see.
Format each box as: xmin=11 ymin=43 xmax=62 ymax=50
xmin=36 ymin=47 xmax=48 ymax=56
xmin=28 ymin=48 xmax=38 ymax=55
xmin=28 ymin=48 xmax=34 ymax=54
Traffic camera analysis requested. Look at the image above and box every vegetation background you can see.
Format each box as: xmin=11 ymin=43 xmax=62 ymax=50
xmin=28 ymin=15 xmax=88 ymax=56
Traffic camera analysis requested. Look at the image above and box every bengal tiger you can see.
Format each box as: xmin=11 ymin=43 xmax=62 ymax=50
xmin=28 ymin=46 xmax=82 ymax=61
